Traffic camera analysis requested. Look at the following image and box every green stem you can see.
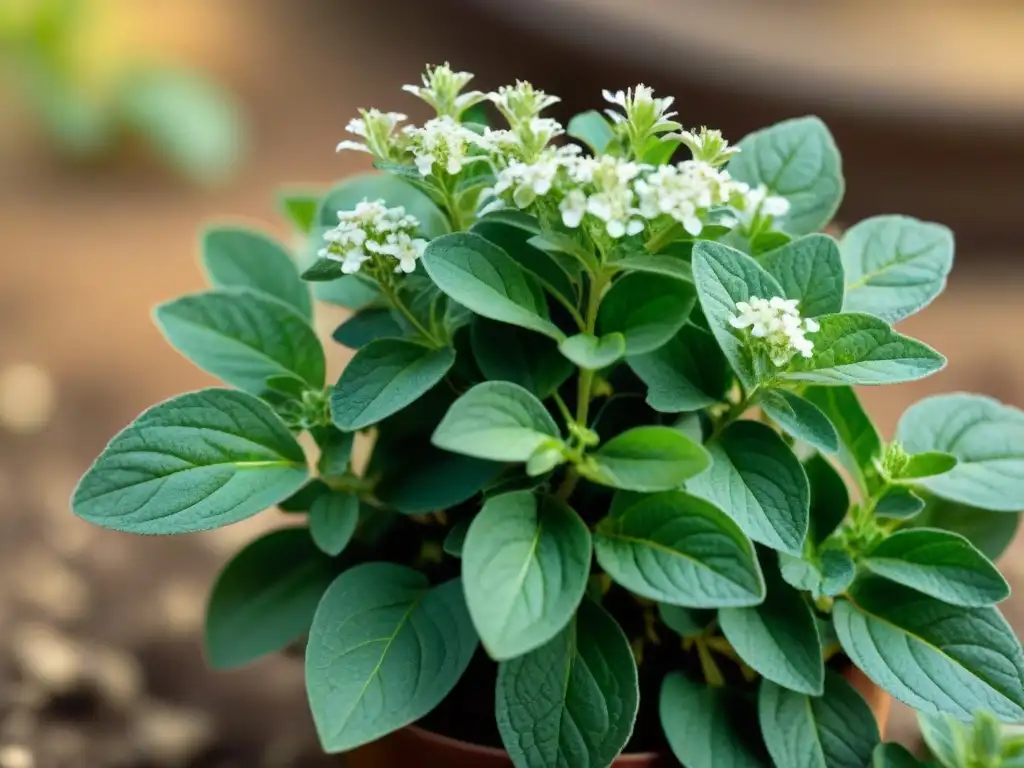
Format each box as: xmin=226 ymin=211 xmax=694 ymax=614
xmin=707 ymin=388 xmax=758 ymax=443
xmin=381 ymin=282 xmax=443 ymax=347
xmin=696 ymin=637 xmax=725 ymax=687
xmin=644 ymin=221 xmax=683 ymax=253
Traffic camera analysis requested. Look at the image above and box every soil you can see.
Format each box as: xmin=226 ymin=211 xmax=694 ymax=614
xmin=2 ymin=1 xmax=1023 ymax=766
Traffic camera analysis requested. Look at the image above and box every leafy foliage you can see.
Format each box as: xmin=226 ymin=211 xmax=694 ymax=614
xmin=71 ymin=67 xmax=1024 ymax=767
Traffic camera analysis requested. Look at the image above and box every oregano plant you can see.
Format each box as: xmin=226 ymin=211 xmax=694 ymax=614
xmin=72 ymin=64 xmax=1024 ymax=767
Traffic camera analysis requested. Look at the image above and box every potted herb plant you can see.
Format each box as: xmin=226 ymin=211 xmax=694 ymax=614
xmin=72 ymin=64 xmax=1024 ymax=767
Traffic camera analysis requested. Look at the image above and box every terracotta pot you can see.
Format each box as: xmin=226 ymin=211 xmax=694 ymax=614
xmin=342 ymin=666 xmax=890 ymax=767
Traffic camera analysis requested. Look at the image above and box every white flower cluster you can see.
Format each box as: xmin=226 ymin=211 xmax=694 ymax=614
xmin=405 ymin=116 xmax=483 ymax=177
xmin=729 ymin=296 xmax=819 ymax=367
xmin=603 ymin=85 xmax=679 ymax=141
xmin=320 ymin=200 xmax=426 ymax=275
xmin=560 ymin=154 xmax=647 ymax=238
xmin=635 ymin=160 xmax=747 ymax=236
xmin=335 ymin=109 xmax=409 ymax=159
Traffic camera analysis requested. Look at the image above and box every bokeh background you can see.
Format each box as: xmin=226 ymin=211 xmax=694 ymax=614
xmin=1 ymin=0 xmax=1022 ymax=765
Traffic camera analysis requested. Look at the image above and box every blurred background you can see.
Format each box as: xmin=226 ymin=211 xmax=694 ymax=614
xmin=1 ymin=0 xmax=1022 ymax=765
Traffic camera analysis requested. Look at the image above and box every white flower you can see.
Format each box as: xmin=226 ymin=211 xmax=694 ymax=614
xmin=493 ymin=149 xmax=565 ymax=208
xmin=406 ymin=116 xmax=484 ymax=177
xmin=560 ymin=189 xmax=587 ymax=228
xmin=634 ymin=160 xmax=745 ymax=235
xmin=567 ymin=155 xmax=646 ymax=238
xmin=320 ymin=199 xmax=426 ymax=275
xmin=476 ymin=117 xmax=564 ymax=164
xmin=602 ymin=84 xmax=679 ymax=137
xmin=335 ymin=109 xmax=407 ymax=158
xmin=489 ymin=81 xmax=560 ymax=125
xmin=670 ymin=126 xmax=741 ymax=167
xmin=728 ymin=296 xmax=818 ymax=367
xmin=736 ymin=184 xmax=791 ymax=228
xmin=403 ymin=63 xmax=486 ymax=117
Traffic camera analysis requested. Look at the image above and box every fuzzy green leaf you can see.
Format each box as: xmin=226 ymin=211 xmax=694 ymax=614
xmin=803 ymin=386 xmax=882 ymax=490
xmin=613 ymin=253 xmax=693 ymax=282
xmin=804 ymin=453 xmax=849 ymax=544
xmin=759 ymin=234 xmax=845 ymax=317
xmin=155 ymin=288 xmax=325 ymax=394
xmin=758 ymin=671 xmax=880 ymax=768
xmin=463 ymin=492 xmax=591 ymax=660
xmin=375 ymin=449 xmax=503 ymax=515
xmin=305 ymin=563 xmax=477 ymax=752
xmin=872 ymin=743 xmax=925 ymax=768
xmin=202 ymin=226 xmax=312 ymax=319
xmin=204 ymin=527 xmax=337 ymax=669
xmin=897 ymin=393 xmax=1024 ymax=512
xmin=309 ymin=491 xmax=359 ymax=556
xmin=863 ymin=528 xmax=1009 ymax=607
xmin=720 ymin=563 xmax=823 ymax=694
xmin=581 ymin=426 xmax=710 ymax=492
xmin=660 ymin=673 xmax=765 ymax=768
xmin=330 ymin=339 xmax=455 ymax=431
xmin=758 ymin=388 xmax=839 ymax=454
xmin=628 ymin=324 xmax=729 ymax=413
xmin=834 ymin=576 xmax=1024 ymax=720
xmin=73 ymin=389 xmax=307 ymax=534
xmin=898 ymin=451 xmax=958 ymax=480
xmin=658 ymin=604 xmax=714 ymax=638
xmin=841 ymin=215 xmax=954 ymax=323
xmin=559 ymin=332 xmax=626 ymax=370
xmin=567 ymin=110 xmax=616 ymax=154
xmin=595 ymin=491 xmax=765 ymax=607
xmin=473 ymin=319 xmax=574 ymax=397
xmin=432 ymin=381 xmax=561 ymax=462
xmin=729 ymin=115 xmax=844 ymax=235
xmin=422 ymin=232 xmax=564 ymax=340
xmin=691 ymin=240 xmax=786 ymax=389
xmin=278 ymin=190 xmax=319 ymax=235
xmin=688 ymin=421 xmax=810 ymax=555
xmin=597 ymin=272 xmax=696 ymax=355
xmin=332 ymin=309 xmax=404 ymax=350
xmin=875 ymin=486 xmax=926 ymax=520
xmin=783 ymin=313 xmax=944 ymax=385
xmin=910 ymin=499 xmax=1021 ymax=561
xmin=496 ymin=599 xmax=638 ymax=768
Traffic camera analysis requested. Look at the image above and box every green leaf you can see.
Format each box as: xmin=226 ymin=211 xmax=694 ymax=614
xmin=597 ymin=272 xmax=696 ymax=355
xmin=720 ymin=562 xmax=823 ymax=694
xmin=463 ymin=491 xmax=591 ymax=659
xmin=559 ymin=333 xmax=626 ymax=370
xmin=332 ymin=308 xmax=404 ymax=350
xmin=299 ymin=257 xmax=342 ymax=282
xmin=779 ymin=548 xmax=854 ymax=598
xmin=422 ymin=232 xmax=564 ymax=340
xmin=595 ymin=491 xmax=765 ymax=607
xmin=314 ymin=426 xmax=353 ymax=478
xmin=470 ymin=220 xmax=579 ymax=310
xmin=841 ymin=215 xmax=954 ymax=323
xmin=613 ymin=253 xmax=693 ymax=282
xmin=278 ymin=479 xmax=329 ymax=513
xmin=658 ymin=604 xmax=714 ymax=638
xmin=803 ymin=386 xmax=882 ymax=490
xmin=911 ymin=498 xmax=1021 ymax=561
xmin=757 ymin=388 xmax=839 ymax=454
xmin=376 ymin=449 xmax=503 ymax=514
xmin=872 ymin=743 xmax=926 ymax=768
xmin=154 ymin=288 xmax=325 ymax=394
xmin=897 ymin=393 xmax=1024 ymax=512
xmin=833 ymin=575 xmax=1024 ymax=720
xmin=204 ymin=527 xmax=337 ymax=669
xmin=330 ymin=339 xmax=455 ymax=431
xmin=758 ymin=671 xmax=880 ymax=768
xmin=759 ymin=234 xmax=845 ymax=317
xmin=567 ymin=110 xmax=616 ymax=154
xmin=580 ymin=425 xmax=710 ymax=492
xmin=917 ymin=712 xmax=966 ymax=768
xmin=728 ymin=115 xmax=844 ymax=235
xmin=691 ymin=240 xmax=786 ymax=389
xmin=202 ymin=226 xmax=312 ymax=320
xmin=72 ymin=389 xmax=307 ymax=534
xmin=309 ymin=491 xmax=359 ymax=556
xmin=899 ymin=451 xmax=958 ymax=480
xmin=117 ymin=67 xmax=243 ymax=186
xmin=628 ymin=324 xmax=729 ymax=413
xmin=804 ymin=453 xmax=850 ymax=544
xmin=443 ymin=518 xmax=469 ymax=557
xmin=660 ymin=673 xmax=765 ymax=768
xmin=471 ymin=319 xmax=573 ymax=397
xmin=688 ymin=421 xmax=810 ymax=555
xmin=496 ymin=599 xmax=638 ymax=768
xmin=306 ymin=563 xmax=477 ymax=752
xmin=863 ymin=528 xmax=1009 ymax=607
xmin=875 ymin=486 xmax=926 ymax=520
xmin=278 ymin=189 xmax=320 ymax=235
xmin=432 ymin=381 xmax=561 ymax=462
xmin=783 ymin=313 xmax=945 ymax=386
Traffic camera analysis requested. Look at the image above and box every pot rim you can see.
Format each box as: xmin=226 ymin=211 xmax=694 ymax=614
xmin=406 ymin=724 xmax=663 ymax=763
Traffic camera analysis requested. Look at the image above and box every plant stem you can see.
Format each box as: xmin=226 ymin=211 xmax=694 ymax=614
xmin=644 ymin=221 xmax=683 ymax=253
xmin=381 ymin=282 xmax=443 ymax=347
xmin=696 ymin=637 xmax=725 ymax=687
xmin=707 ymin=388 xmax=758 ymax=443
